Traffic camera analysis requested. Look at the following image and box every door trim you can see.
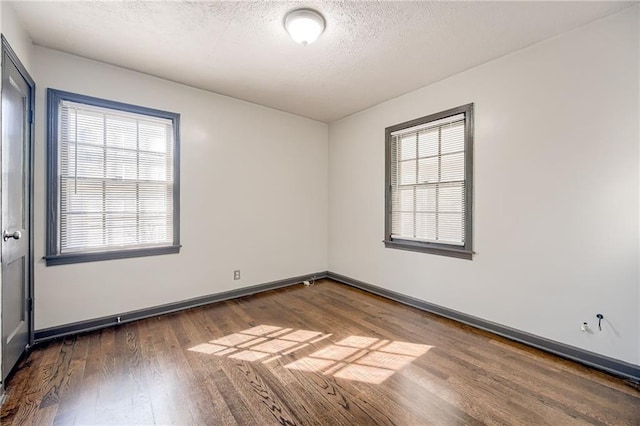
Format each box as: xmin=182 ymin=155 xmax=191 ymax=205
xmin=1 ymin=35 xmax=35 ymax=355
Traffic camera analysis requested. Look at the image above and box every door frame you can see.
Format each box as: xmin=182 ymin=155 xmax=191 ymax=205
xmin=0 ymin=35 xmax=36 ymax=375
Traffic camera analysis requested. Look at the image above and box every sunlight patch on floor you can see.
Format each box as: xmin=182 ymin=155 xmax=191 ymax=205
xmin=285 ymin=336 xmax=432 ymax=384
xmin=188 ymin=325 xmax=432 ymax=384
xmin=188 ymin=325 xmax=331 ymax=360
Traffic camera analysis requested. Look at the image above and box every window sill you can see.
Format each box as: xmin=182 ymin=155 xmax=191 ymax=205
xmin=44 ymin=245 xmax=181 ymax=266
xmin=383 ymin=240 xmax=473 ymax=260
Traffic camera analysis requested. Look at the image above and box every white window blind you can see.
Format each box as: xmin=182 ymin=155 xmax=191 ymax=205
xmin=58 ymin=100 xmax=174 ymax=254
xmin=390 ymin=113 xmax=466 ymax=246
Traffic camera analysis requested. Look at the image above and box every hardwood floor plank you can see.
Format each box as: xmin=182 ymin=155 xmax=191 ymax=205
xmin=137 ymin=319 xmax=189 ymax=425
xmin=0 ymin=342 xmax=46 ymax=423
xmin=487 ymin=337 xmax=640 ymax=397
xmin=157 ymin=315 xmax=207 ymax=424
xmin=30 ymin=403 xmax=58 ymax=426
xmin=50 ymin=357 xmax=86 ymax=425
xmin=38 ymin=338 xmax=75 ymax=409
xmin=5 ymin=340 xmax=64 ymax=425
xmin=220 ymin=359 xmax=298 ymax=425
xmin=450 ymin=344 xmax=630 ymax=424
xmin=1 ymin=280 xmax=638 ymax=425
xmin=178 ymin=311 xmax=244 ymax=424
xmin=122 ymin=324 xmax=155 ymax=424
xmin=210 ymin=367 xmax=259 ymax=425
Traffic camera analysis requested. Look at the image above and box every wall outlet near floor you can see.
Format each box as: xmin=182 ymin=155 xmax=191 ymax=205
xmin=234 ymin=270 xmax=241 ymax=280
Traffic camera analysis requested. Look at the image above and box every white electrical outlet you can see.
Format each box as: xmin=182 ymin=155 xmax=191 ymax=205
xmin=234 ymin=270 xmax=241 ymax=280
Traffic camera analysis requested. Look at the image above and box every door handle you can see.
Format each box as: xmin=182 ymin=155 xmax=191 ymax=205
xmin=3 ymin=230 xmax=21 ymax=241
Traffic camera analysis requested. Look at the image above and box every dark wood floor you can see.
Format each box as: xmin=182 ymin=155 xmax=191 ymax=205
xmin=1 ymin=279 xmax=639 ymax=425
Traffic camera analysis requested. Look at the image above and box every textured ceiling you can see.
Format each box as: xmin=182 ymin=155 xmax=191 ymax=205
xmin=11 ymin=1 xmax=635 ymax=123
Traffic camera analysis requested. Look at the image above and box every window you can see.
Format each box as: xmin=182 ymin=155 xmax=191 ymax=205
xmin=45 ymin=89 xmax=180 ymax=265
xmin=384 ymin=104 xmax=473 ymax=259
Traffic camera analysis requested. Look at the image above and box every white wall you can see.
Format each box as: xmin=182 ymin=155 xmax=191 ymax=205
xmin=328 ymin=7 xmax=640 ymax=365
xmin=32 ymin=47 xmax=328 ymax=330
xmin=1 ymin=2 xmax=32 ymax=71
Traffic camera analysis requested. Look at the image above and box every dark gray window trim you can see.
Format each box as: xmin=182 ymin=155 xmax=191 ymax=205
xmin=45 ymin=89 xmax=181 ymax=266
xmin=384 ymin=103 xmax=474 ymax=260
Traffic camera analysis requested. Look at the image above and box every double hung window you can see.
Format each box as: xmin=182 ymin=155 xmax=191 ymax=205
xmin=384 ymin=104 xmax=473 ymax=259
xmin=45 ymin=89 xmax=180 ymax=265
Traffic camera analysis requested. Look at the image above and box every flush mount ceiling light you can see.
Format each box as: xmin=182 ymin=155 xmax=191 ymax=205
xmin=284 ymin=8 xmax=325 ymax=46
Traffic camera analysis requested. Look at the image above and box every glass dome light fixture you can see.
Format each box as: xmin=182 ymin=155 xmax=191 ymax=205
xmin=284 ymin=8 xmax=326 ymax=46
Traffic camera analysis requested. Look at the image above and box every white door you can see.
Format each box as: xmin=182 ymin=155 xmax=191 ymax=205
xmin=1 ymin=38 xmax=34 ymax=384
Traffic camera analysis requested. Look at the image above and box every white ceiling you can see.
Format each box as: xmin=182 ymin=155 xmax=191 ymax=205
xmin=11 ymin=1 xmax=635 ymax=123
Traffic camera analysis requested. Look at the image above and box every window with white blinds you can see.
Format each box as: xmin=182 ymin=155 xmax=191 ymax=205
xmin=46 ymin=89 xmax=180 ymax=265
xmin=385 ymin=104 xmax=473 ymax=259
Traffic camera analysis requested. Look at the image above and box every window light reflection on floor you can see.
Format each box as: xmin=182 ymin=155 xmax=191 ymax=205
xmin=188 ymin=325 xmax=432 ymax=384
xmin=188 ymin=325 xmax=331 ymax=364
xmin=284 ymin=336 xmax=432 ymax=384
